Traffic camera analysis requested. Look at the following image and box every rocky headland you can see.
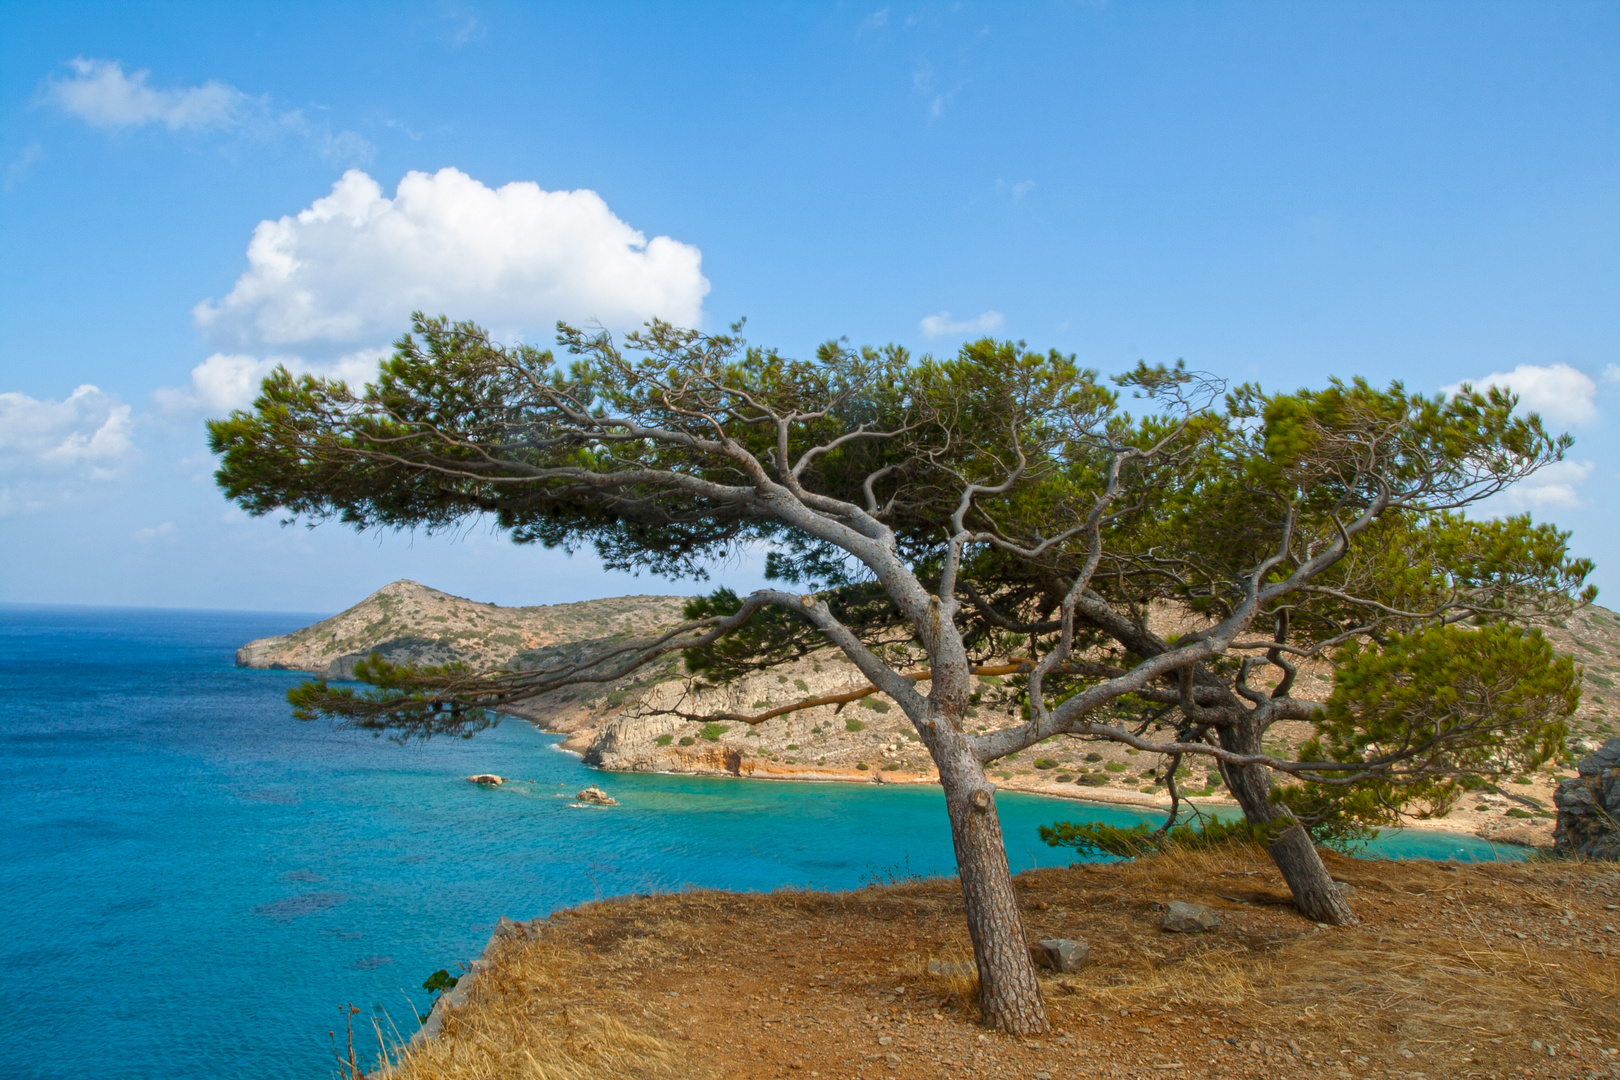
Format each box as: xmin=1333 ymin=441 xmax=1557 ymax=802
xmin=240 ymin=580 xmax=1620 ymax=849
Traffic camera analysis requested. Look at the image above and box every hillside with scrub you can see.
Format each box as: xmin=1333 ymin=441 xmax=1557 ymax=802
xmin=242 ymin=580 xmax=1620 ymax=850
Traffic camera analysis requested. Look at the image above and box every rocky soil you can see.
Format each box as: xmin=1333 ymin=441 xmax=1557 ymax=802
xmin=380 ymin=848 xmax=1620 ymax=1080
xmin=240 ymin=581 xmax=1620 ymax=850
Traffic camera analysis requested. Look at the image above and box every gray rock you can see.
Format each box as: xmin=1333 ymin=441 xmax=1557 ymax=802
xmin=1162 ymin=900 xmax=1222 ymax=933
xmin=1334 ymin=880 xmax=1358 ymax=899
xmin=1030 ymin=937 xmax=1090 ymax=972
xmin=1554 ymin=737 xmax=1620 ymax=860
xmin=927 ymin=959 xmax=976 ymax=978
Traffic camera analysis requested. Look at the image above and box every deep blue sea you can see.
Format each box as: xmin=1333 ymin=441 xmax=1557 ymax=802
xmin=0 ymin=606 xmax=1521 ymax=1078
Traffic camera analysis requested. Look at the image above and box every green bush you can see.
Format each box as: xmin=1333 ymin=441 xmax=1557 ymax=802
xmin=786 ymin=744 xmax=799 ymax=750
xmin=794 ymin=679 xmax=809 ymax=692
xmin=1105 ymin=762 xmax=1126 ymax=773
xmin=678 ymin=736 xmax=696 ymax=746
xmin=655 ymin=734 xmax=673 ymax=746
xmin=699 ymin=722 xmax=730 ymax=742
xmin=859 ymin=697 xmax=891 ymax=713
xmin=1077 ymin=774 xmax=1107 ymax=786
xmin=1084 ymin=752 xmax=1103 ymax=763
xmin=1040 ymin=816 xmax=1291 ymax=859
xmin=845 ymin=718 xmax=865 ymax=732
xmin=856 ymin=762 xmax=869 ymax=770
xmin=1055 ymin=774 xmax=1073 ymax=782
xmin=1034 ymin=758 xmax=1058 ymax=769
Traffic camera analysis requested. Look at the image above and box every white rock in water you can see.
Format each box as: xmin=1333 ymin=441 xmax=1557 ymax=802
xmin=576 ymin=785 xmax=619 ymax=806
xmin=466 ymin=774 xmax=505 ymax=786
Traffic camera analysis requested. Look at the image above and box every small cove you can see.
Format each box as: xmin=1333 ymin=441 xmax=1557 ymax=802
xmin=0 ymin=605 xmax=1522 ymax=1079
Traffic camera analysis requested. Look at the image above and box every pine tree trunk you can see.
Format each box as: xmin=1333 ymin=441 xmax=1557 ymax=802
xmin=935 ymin=740 xmax=1050 ymax=1034
xmin=1217 ymin=720 xmax=1357 ymax=926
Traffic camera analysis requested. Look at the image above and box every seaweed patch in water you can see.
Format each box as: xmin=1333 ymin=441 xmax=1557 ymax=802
xmin=253 ymin=891 xmax=348 ymax=920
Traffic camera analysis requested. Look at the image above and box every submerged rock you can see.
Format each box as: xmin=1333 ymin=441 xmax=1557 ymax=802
xmin=1161 ymin=900 xmax=1221 ymax=933
xmin=1554 ymin=737 xmax=1620 ymax=860
xmin=576 ymin=785 xmax=619 ymax=806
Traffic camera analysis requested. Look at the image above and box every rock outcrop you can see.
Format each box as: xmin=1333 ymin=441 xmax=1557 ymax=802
xmin=1554 ymin=737 xmax=1620 ymax=860
xmin=235 ymin=579 xmax=689 ymax=680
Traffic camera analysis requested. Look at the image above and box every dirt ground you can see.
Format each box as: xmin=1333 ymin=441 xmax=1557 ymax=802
xmin=380 ymin=848 xmax=1619 ymax=1080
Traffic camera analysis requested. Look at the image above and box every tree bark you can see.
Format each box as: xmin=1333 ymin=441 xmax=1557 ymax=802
xmin=1217 ymin=719 xmax=1357 ymax=926
xmin=934 ymin=732 xmax=1050 ymax=1034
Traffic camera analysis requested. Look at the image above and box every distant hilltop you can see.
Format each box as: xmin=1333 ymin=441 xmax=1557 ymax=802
xmin=235 ymin=579 xmax=690 ymax=680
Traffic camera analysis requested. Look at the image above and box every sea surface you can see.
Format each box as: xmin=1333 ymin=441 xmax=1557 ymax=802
xmin=0 ymin=605 xmax=1522 ymax=1079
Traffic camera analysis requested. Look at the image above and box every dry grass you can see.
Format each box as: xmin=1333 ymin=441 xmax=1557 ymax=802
xmin=371 ymin=849 xmax=1620 ymax=1079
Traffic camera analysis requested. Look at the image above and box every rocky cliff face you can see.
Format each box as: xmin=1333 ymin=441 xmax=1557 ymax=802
xmin=1554 ymin=737 xmax=1620 ymax=860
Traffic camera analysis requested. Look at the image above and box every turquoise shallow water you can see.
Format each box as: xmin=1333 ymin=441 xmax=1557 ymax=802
xmin=0 ymin=605 xmax=1520 ymax=1078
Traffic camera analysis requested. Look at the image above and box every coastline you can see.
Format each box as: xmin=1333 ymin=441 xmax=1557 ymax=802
xmin=530 ymin=716 xmax=1551 ymax=848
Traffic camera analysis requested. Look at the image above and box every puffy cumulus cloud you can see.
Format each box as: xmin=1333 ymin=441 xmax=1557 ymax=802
xmin=0 ymin=385 xmax=136 ymax=517
xmin=919 ymin=309 xmax=1004 ymax=338
xmin=194 ymin=169 xmax=709 ymax=350
xmin=154 ymin=349 xmax=387 ymax=414
xmin=47 ymin=58 xmax=244 ymax=131
xmin=1445 ymin=363 xmax=1598 ymax=426
xmin=0 ymin=385 xmax=134 ymax=474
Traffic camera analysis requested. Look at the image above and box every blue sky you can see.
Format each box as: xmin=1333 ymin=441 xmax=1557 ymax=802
xmin=1 ymin=1 xmax=1616 ymax=613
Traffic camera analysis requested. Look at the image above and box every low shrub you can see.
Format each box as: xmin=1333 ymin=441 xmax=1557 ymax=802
xmin=1033 ymin=758 xmax=1058 ymax=769
xmin=655 ymin=734 xmax=673 ymax=746
xmin=678 ymin=736 xmax=696 ymax=747
xmin=845 ymin=718 xmax=865 ymax=732
xmin=699 ymin=723 xmax=730 ymax=742
xmin=1040 ymin=816 xmax=1291 ymax=859
xmin=859 ymin=698 xmax=891 ymax=713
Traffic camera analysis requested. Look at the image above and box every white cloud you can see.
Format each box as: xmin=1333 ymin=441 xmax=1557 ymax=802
xmin=133 ymin=522 xmax=176 ymax=542
xmin=919 ymin=309 xmax=1005 ymax=338
xmin=194 ymin=168 xmax=709 ymax=350
xmin=1602 ymin=363 xmax=1620 ymax=384
xmin=154 ymin=348 xmax=389 ymax=414
xmin=1444 ymin=363 xmax=1598 ymax=426
xmin=47 ymin=58 xmax=244 ymax=131
xmin=1479 ymin=459 xmax=1596 ymax=516
xmin=0 ymin=385 xmax=134 ymax=475
xmin=859 ymin=8 xmax=889 ymax=33
xmin=5 ymin=143 xmax=43 ymax=190
xmin=0 ymin=385 xmax=136 ymax=517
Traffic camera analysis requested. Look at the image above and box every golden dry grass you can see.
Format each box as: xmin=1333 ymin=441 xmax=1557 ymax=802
xmin=371 ymin=849 xmax=1619 ymax=1080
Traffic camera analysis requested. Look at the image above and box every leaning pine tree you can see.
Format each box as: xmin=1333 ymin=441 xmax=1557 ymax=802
xmin=209 ymin=315 xmax=1591 ymax=1034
